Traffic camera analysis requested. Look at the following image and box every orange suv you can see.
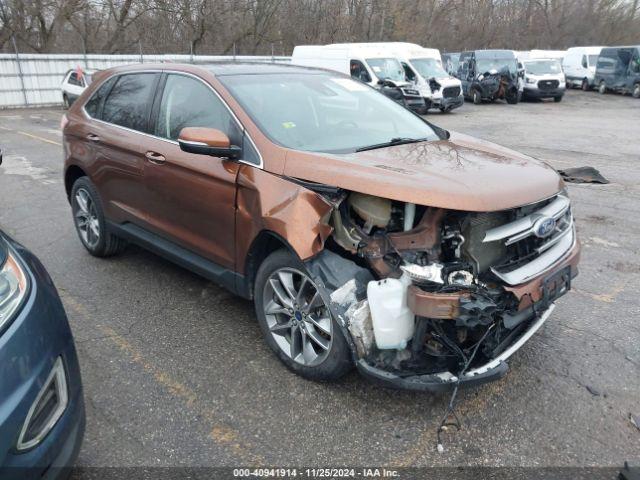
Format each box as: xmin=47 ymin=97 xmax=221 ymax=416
xmin=62 ymin=63 xmax=579 ymax=391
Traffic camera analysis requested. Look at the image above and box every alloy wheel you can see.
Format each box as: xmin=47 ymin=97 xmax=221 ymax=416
xmin=262 ymin=267 xmax=333 ymax=367
xmin=74 ymin=188 xmax=100 ymax=248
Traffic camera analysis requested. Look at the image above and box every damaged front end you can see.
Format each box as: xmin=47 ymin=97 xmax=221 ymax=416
xmin=305 ymin=188 xmax=580 ymax=392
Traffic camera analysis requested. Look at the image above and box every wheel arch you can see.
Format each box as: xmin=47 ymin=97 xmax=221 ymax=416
xmin=65 ymin=164 xmax=87 ymax=202
xmin=243 ymin=230 xmax=300 ymax=300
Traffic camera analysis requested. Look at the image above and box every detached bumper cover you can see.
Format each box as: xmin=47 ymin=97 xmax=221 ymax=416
xmin=357 ymin=303 xmax=556 ymax=392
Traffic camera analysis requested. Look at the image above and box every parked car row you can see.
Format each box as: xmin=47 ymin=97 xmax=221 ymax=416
xmin=446 ymin=44 xmax=640 ymax=99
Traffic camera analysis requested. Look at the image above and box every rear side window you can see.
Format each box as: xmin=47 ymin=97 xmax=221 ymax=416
xmin=101 ymin=73 xmax=158 ymax=132
xmin=84 ymin=76 xmax=116 ymax=118
xmin=68 ymin=72 xmax=82 ymax=86
xmin=155 ymin=74 xmax=240 ymax=145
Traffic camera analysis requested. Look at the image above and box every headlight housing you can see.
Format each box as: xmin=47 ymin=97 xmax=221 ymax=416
xmin=0 ymin=244 xmax=29 ymax=332
xmin=526 ymin=76 xmax=536 ymax=84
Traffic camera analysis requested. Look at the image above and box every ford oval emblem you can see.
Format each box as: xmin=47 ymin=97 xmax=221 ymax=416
xmin=534 ymin=217 xmax=556 ymax=238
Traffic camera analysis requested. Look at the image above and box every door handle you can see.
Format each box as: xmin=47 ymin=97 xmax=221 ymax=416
xmin=86 ymin=133 xmax=100 ymax=142
xmin=145 ymin=151 xmax=166 ymax=164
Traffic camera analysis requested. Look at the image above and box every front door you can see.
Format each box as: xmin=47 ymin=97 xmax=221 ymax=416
xmin=143 ymin=73 xmax=241 ymax=269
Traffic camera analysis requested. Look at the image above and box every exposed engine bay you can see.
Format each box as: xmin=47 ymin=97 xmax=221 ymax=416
xmin=304 ymin=185 xmax=578 ymax=386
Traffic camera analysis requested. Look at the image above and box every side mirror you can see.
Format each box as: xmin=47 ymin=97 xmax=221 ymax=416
xmin=178 ymin=127 xmax=241 ymax=159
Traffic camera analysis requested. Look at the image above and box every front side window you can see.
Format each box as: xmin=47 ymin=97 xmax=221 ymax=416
xmin=365 ymin=58 xmax=405 ymax=82
xmin=101 ymin=73 xmax=158 ymax=132
xmin=155 ymin=74 xmax=240 ymax=144
xmin=588 ymin=55 xmax=599 ymax=67
xmin=219 ymin=73 xmax=439 ymax=154
xmin=350 ymin=60 xmax=371 ymax=83
xmin=402 ymin=63 xmax=416 ymax=82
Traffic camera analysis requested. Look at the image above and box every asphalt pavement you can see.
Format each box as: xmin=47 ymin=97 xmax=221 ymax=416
xmin=0 ymin=90 xmax=638 ymax=472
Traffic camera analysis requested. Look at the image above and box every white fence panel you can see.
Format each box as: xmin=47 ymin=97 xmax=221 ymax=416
xmin=0 ymin=53 xmax=290 ymax=108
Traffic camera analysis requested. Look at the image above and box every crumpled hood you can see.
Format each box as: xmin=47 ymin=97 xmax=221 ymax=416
xmin=282 ymin=131 xmax=563 ymax=212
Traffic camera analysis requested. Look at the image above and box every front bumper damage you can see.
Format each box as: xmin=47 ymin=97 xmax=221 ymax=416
xmin=302 ymin=185 xmax=580 ymax=392
xmin=357 ymin=303 xmax=553 ymax=392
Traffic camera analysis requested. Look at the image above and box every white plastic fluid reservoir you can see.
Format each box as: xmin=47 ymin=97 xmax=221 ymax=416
xmin=367 ymin=274 xmax=415 ymax=350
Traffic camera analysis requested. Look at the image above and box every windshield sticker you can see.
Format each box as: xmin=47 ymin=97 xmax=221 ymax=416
xmin=282 ymin=122 xmax=296 ymax=129
xmin=330 ymin=78 xmax=368 ymax=91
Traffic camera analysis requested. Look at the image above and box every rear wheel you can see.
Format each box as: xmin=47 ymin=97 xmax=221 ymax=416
xmin=598 ymin=81 xmax=606 ymax=94
xmin=581 ymin=78 xmax=590 ymax=91
xmin=472 ymin=89 xmax=482 ymax=105
xmin=254 ymin=250 xmax=352 ymax=381
xmin=71 ymin=177 xmax=126 ymax=257
xmin=62 ymin=94 xmax=70 ymax=109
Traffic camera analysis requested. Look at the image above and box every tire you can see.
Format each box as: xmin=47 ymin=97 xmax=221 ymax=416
xmin=633 ymin=84 xmax=640 ymax=99
xmin=62 ymin=94 xmax=70 ymax=110
xmin=439 ymin=107 xmax=450 ymax=113
xmin=254 ymin=249 xmax=353 ymax=381
xmin=506 ymin=89 xmax=519 ymax=104
xmin=70 ymin=177 xmax=126 ymax=257
xmin=554 ymin=95 xmax=563 ymax=102
xmin=581 ymin=78 xmax=590 ymax=91
xmin=472 ymin=89 xmax=482 ymax=105
xmin=598 ymin=81 xmax=606 ymax=94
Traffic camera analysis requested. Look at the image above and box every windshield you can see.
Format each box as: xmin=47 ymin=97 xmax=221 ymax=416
xmin=410 ymin=58 xmax=448 ymax=78
xmin=219 ymin=73 xmax=439 ymax=153
xmin=524 ymin=60 xmax=562 ymax=75
xmin=588 ymin=55 xmax=599 ymax=67
xmin=365 ymin=58 xmax=405 ymax=82
xmin=477 ymin=58 xmax=517 ymax=76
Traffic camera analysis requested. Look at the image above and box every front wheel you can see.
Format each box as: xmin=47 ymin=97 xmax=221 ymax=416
xmin=472 ymin=89 xmax=482 ymax=104
xmin=506 ymin=89 xmax=519 ymax=104
xmin=581 ymin=78 xmax=590 ymax=91
xmin=554 ymin=95 xmax=563 ymax=102
xmin=633 ymin=83 xmax=640 ymax=99
xmin=62 ymin=94 xmax=70 ymax=109
xmin=598 ymin=81 xmax=607 ymax=94
xmin=254 ymin=250 xmax=352 ymax=381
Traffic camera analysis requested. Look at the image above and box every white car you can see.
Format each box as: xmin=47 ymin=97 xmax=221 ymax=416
xmin=61 ymin=69 xmax=95 ymax=109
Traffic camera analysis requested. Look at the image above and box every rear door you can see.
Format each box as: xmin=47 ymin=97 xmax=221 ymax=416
xmin=143 ymin=72 xmax=242 ymax=269
xmin=84 ymin=72 xmax=161 ymax=225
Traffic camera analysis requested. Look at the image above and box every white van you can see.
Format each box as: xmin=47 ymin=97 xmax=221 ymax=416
xmin=291 ymin=44 xmax=427 ymax=113
xmin=562 ymin=47 xmax=603 ymax=90
xmin=521 ymin=58 xmax=566 ymax=102
xmin=382 ymin=43 xmax=464 ymax=112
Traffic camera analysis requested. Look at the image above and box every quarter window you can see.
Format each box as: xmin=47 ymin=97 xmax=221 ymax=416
xmin=101 ymin=73 xmax=158 ymax=132
xmin=84 ymin=76 xmax=116 ymax=118
xmin=155 ymin=74 xmax=240 ymax=144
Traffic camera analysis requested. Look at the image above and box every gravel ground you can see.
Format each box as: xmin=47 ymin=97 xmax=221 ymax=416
xmin=0 ymin=89 xmax=638 ymax=474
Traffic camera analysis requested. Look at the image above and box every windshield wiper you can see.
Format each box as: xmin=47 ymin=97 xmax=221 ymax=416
xmin=356 ymin=137 xmax=429 ymax=152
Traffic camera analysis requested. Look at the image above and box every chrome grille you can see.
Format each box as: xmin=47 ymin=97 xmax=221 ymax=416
xmin=482 ymin=195 xmax=575 ymax=285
